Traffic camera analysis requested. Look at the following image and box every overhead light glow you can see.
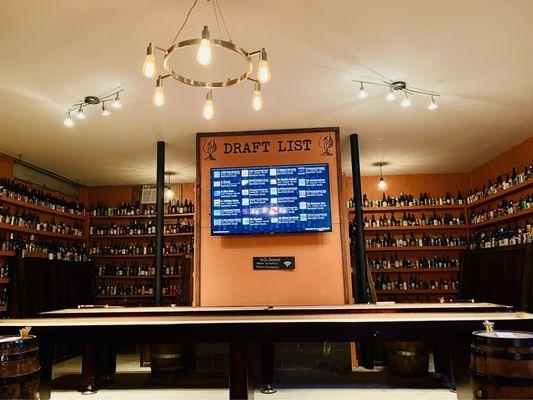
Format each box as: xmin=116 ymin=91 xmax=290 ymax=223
xmin=112 ymin=93 xmax=122 ymax=109
xmin=251 ymin=82 xmax=263 ymax=111
xmin=203 ymin=89 xmax=214 ymax=120
xmin=197 ymin=26 xmax=212 ymax=66
xmin=258 ymin=48 xmax=271 ymax=83
xmin=142 ymin=43 xmax=156 ymax=78
xmin=101 ymin=104 xmax=110 ymax=116
xmin=76 ymin=106 xmax=86 ymax=119
xmin=428 ymin=96 xmax=438 ymax=110
xmin=358 ymin=82 xmax=368 ymax=99
xmin=64 ymin=113 xmax=74 ymax=127
xmin=153 ymin=78 xmax=166 ymax=107
xmin=401 ymin=93 xmax=412 ymax=108
xmin=385 ymin=87 xmax=396 ymax=101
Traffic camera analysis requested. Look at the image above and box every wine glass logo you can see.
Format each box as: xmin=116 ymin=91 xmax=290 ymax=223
xmin=318 ymin=134 xmax=334 ymax=156
xmin=203 ymin=138 xmax=217 ymax=161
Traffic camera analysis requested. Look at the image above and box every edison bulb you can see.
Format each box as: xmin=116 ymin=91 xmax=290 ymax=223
xmin=377 ymin=177 xmax=388 ymax=192
xmin=164 ymin=187 xmax=174 ymax=202
xmin=142 ymin=54 xmax=156 ymax=78
xmin=258 ymin=60 xmax=271 ymax=83
xmin=203 ymin=99 xmax=214 ymax=119
xmin=197 ymin=39 xmax=212 ymax=66
xmin=252 ymin=87 xmax=263 ymax=111
xmin=153 ymin=85 xmax=165 ymax=107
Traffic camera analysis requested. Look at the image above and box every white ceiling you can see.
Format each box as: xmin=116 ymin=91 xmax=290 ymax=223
xmin=0 ymin=0 xmax=532 ymax=185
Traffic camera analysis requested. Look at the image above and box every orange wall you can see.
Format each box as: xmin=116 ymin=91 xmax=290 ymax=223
xmin=0 ymin=155 xmax=13 ymax=179
xmin=468 ymin=136 xmax=533 ymax=190
xmin=197 ymin=129 xmax=347 ymax=306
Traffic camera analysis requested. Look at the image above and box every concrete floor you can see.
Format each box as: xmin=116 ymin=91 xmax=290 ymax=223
xmin=50 ymin=355 xmax=456 ymax=400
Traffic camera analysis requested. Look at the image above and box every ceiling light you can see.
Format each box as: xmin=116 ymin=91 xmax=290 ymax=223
xmin=358 ymin=82 xmax=368 ymax=99
xmin=164 ymin=172 xmax=175 ymax=202
xmin=142 ymin=0 xmax=269 ymax=119
xmin=101 ymin=103 xmax=110 ymax=116
xmin=76 ymin=106 xmax=86 ymax=119
xmin=142 ymin=43 xmax=156 ymax=78
xmin=64 ymin=113 xmax=74 ymax=127
xmin=197 ymin=26 xmax=212 ymax=66
xmin=428 ymin=96 xmax=438 ymax=110
xmin=385 ymin=87 xmax=396 ymax=101
xmin=153 ymin=77 xmax=165 ymax=107
xmin=258 ymin=48 xmax=270 ymax=83
xmin=401 ymin=92 xmax=412 ymax=108
xmin=203 ymin=89 xmax=214 ymax=120
xmin=63 ymin=90 xmax=124 ymax=126
xmin=376 ymin=162 xmax=388 ymax=192
xmin=111 ymin=93 xmax=122 ymax=109
xmin=251 ymin=82 xmax=263 ymax=111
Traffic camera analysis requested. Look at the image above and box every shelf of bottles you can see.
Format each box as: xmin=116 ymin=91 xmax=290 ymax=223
xmin=348 ymin=192 xmax=467 ymax=302
xmin=0 ymin=178 xmax=89 ymax=262
xmin=88 ymin=199 xmax=195 ymax=305
xmin=0 ymin=250 xmax=14 ymax=313
xmin=467 ymin=164 xmax=533 ymax=251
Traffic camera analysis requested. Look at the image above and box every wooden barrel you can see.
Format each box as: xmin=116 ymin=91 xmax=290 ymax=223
xmin=385 ymin=341 xmax=430 ymax=376
xmin=0 ymin=335 xmax=40 ymax=400
xmin=471 ymin=330 xmax=533 ymax=399
xmin=149 ymin=343 xmax=187 ymax=379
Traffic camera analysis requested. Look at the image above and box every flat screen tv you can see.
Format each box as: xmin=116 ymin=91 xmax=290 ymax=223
xmin=210 ymin=163 xmax=332 ymax=235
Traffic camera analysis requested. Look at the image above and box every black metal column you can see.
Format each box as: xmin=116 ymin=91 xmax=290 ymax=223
xmin=349 ymin=134 xmax=369 ymax=304
xmin=155 ymin=141 xmax=165 ymax=306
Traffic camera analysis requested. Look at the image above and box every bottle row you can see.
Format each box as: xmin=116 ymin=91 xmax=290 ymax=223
xmin=0 ymin=178 xmax=85 ymax=215
xmin=96 ymin=283 xmax=179 ymax=297
xmin=96 ymin=260 xmax=184 ymax=277
xmin=0 ymin=259 xmax=11 ymax=278
xmin=89 ymin=199 xmax=194 ymax=217
xmin=0 ymin=233 xmax=90 ymax=261
xmin=0 ymin=207 xmax=84 ymax=236
xmin=374 ymin=275 xmax=459 ymax=291
xmin=362 ymin=212 xmax=466 ymax=228
xmin=469 ymin=196 xmax=532 ymax=225
xmin=369 ymin=255 xmax=460 ymax=270
xmin=89 ymin=237 xmax=194 ymax=256
xmin=469 ymin=222 xmax=532 ymax=250
xmin=0 ymin=287 xmax=7 ymax=307
xmin=467 ymin=165 xmax=533 ymax=205
xmin=89 ymin=220 xmax=193 ymax=236
xmin=348 ymin=192 xmax=465 ymax=209
xmin=365 ymin=233 xmax=467 ymax=248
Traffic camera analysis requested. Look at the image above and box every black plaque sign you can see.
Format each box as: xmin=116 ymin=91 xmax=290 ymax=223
xmin=253 ymin=256 xmax=295 ymax=270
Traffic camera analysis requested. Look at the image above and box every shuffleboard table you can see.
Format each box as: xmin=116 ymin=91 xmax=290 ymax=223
xmin=0 ymin=302 xmax=530 ymax=400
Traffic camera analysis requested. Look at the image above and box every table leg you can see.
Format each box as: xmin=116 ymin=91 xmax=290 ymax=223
xmin=229 ymin=342 xmax=254 ymax=400
xmin=38 ymin=337 xmax=54 ymax=400
xmin=97 ymin=344 xmax=117 ymax=383
xmin=260 ymin=343 xmax=276 ymax=394
xmin=450 ymin=336 xmax=473 ymax=400
xmin=81 ymin=344 xmax=97 ymax=394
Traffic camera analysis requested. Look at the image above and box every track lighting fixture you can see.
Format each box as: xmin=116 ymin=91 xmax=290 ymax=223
xmin=63 ymin=89 xmax=124 ymax=127
xmin=142 ymin=0 xmax=270 ymax=119
xmin=353 ymin=80 xmax=439 ymax=111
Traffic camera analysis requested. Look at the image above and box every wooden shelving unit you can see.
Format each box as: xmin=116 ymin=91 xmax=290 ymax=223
xmin=467 ymin=179 xmax=532 ymax=208
xmin=95 ymin=294 xmax=177 ymax=300
xmin=89 ymin=213 xmax=194 ymax=220
xmin=95 ymin=275 xmax=180 ymax=280
xmin=0 ymin=250 xmax=16 ymax=257
xmin=354 ymin=204 xmax=467 ymax=213
xmin=364 ymin=225 xmax=468 ymax=231
xmin=0 ymin=194 xmax=86 ymax=221
xmin=469 ymin=207 xmax=532 ymax=229
xmin=89 ymin=232 xmax=193 ymax=239
xmin=376 ymin=289 xmax=459 ymax=295
xmin=366 ymin=246 xmax=467 ymax=252
xmin=0 ymin=222 xmax=85 ymax=240
xmin=91 ymin=253 xmax=192 ymax=259
xmin=370 ymin=268 xmax=460 ymax=273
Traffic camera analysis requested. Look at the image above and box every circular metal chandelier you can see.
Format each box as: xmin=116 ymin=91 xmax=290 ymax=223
xmin=142 ymin=0 xmax=271 ymax=119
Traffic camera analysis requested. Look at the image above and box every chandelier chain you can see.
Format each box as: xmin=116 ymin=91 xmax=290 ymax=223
xmin=212 ymin=0 xmax=222 ymax=41
xmin=172 ymin=0 xmax=200 ymax=45
xmin=215 ymin=0 xmax=232 ymax=43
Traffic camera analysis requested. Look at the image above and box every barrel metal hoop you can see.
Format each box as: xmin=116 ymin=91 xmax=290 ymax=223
xmin=471 ymin=346 xmax=533 ymax=360
xmin=0 ymin=348 xmax=39 ymax=362
xmin=470 ymin=369 xmax=533 ymax=387
xmin=472 ymin=331 xmax=533 ymax=348
xmin=0 ymin=369 xmax=40 ymax=386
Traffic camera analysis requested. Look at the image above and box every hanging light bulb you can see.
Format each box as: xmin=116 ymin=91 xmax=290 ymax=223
xmin=401 ymin=92 xmax=412 ymax=108
xmin=64 ymin=113 xmax=74 ymax=127
xmin=142 ymin=42 xmax=156 ymax=78
xmin=358 ymin=82 xmax=368 ymax=99
xmin=76 ymin=105 xmax=86 ymax=119
xmin=203 ymin=89 xmax=214 ymax=119
xmin=251 ymin=82 xmax=263 ymax=111
xmin=385 ymin=87 xmax=396 ymax=101
xmin=153 ymin=77 xmax=166 ymax=107
xmin=164 ymin=173 xmax=174 ymax=202
xmin=427 ymin=96 xmax=438 ymax=111
xmin=377 ymin=164 xmax=388 ymax=192
xmin=101 ymin=103 xmax=110 ymax=116
xmin=257 ymin=48 xmax=271 ymax=83
xmin=197 ymin=26 xmax=212 ymax=66
xmin=112 ymin=93 xmax=122 ymax=109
